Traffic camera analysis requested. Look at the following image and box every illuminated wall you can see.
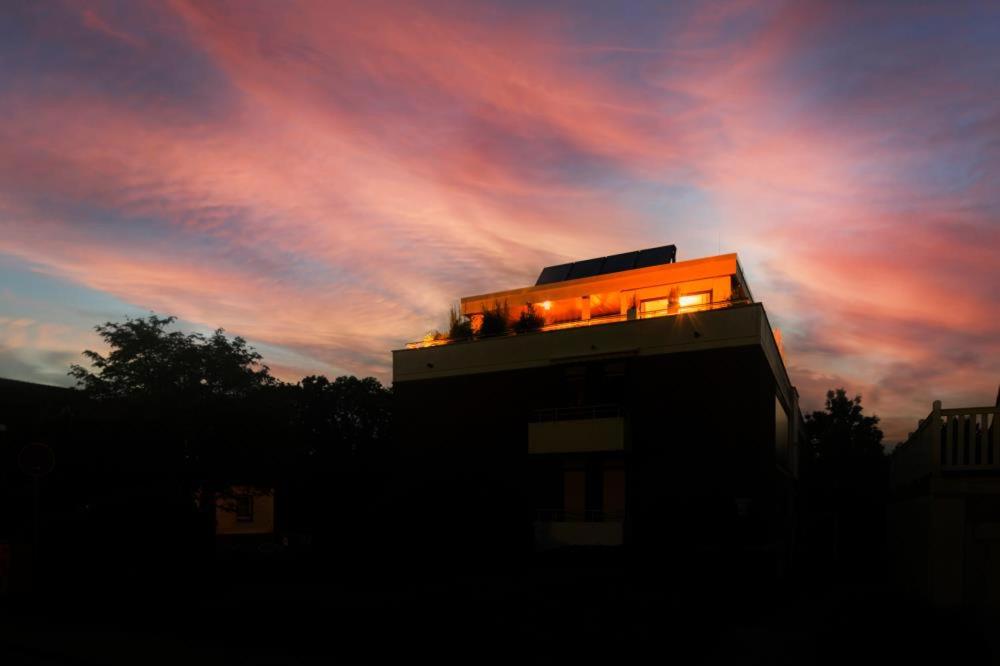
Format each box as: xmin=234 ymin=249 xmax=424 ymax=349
xmin=215 ymin=486 xmax=275 ymax=536
xmin=463 ymin=253 xmax=743 ymax=331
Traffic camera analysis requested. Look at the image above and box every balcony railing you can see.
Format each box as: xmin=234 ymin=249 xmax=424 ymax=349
xmin=535 ymin=508 xmax=626 ymax=523
xmin=406 ymin=297 xmax=753 ymax=349
xmin=890 ymin=401 xmax=1000 ymax=488
xmin=531 ymin=404 xmax=621 ymax=423
xmin=939 ymin=406 xmax=1000 ymax=470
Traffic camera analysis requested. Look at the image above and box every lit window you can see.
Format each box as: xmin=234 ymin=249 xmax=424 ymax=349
xmin=678 ymin=292 xmax=711 ymax=309
xmin=640 ymin=297 xmax=670 ymax=317
xmin=235 ymin=495 xmax=254 ymax=522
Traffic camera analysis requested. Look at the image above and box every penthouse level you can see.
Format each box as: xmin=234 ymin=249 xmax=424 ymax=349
xmin=408 ymin=250 xmax=754 ymax=348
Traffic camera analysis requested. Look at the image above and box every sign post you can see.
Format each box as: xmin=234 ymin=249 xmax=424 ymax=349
xmin=18 ymin=442 xmax=55 ymax=587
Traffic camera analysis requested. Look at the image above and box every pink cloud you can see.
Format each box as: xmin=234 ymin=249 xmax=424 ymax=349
xmin=80 ymin=8 xmax=145 ymax=48
xmin=0 ymin=0 xmax=996 ymax=442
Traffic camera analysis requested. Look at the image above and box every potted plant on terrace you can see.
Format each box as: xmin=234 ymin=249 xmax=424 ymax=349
xmin=513 ymin=303 xmax=545 ymax=334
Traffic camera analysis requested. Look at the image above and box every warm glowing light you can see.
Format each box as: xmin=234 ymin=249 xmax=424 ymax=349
xmin=640 ymin=297 xmax=670 ymax=317
xmin=412 ymin=260 xmax=743 ymax=347
xmin=678 ymin=292 xmax=710 ymax=308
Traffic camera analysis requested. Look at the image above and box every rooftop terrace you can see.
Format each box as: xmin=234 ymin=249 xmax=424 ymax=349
xmin=406 ymin=251 xmax=754 ymax=349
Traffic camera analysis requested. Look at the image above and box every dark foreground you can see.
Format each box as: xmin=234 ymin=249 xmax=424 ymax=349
xmin=2 ymin=549 xmax=997 ymax=666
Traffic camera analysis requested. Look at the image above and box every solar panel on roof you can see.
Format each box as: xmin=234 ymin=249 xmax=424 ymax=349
xmin=535 ymin=263 xmax=573 ymax=285
xmin=567 ymin=257 xmax=605 ymax=280
xmin=635 ymin=245 xmax=677 ymax=268
xmin=534 ymin=244 xmax=676 ymax=285
xmin=601 ymin=251 xmax=638 ymax=274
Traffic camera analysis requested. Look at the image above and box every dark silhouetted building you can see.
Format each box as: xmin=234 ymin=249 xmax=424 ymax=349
xmin=391 ymin=248 xmax=802 ymax=574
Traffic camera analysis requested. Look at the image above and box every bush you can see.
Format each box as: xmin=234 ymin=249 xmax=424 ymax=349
xmin=422 ymin=330 xmax=447 ymax=343
xmin=448 ymin=306 xmax=473 ymax=340
xmin=513 ymin=303 xmax=545 ymax=334
xmin=478 ymin=300 xmax=510 ymax=338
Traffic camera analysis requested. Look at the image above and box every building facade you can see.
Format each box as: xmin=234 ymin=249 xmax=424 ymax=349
xmin=391 ymin=247 xmax=801 ymax=571
xmin=889 ymin=392 xmax=1000 ymax=607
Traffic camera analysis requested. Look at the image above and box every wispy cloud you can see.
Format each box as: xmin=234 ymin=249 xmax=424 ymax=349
xmin=0 ymin=0 xmax=997 ymax=440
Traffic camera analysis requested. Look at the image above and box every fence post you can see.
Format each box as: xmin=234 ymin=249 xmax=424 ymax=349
xmin=993 ymin=408 xmax=1000 ymax=468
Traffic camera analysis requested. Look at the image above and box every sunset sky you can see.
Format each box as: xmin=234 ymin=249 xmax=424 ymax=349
xmin=1 ymin=1 xmax=997 ymax=441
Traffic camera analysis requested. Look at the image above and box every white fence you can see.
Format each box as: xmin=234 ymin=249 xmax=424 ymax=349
xmin=891 ymin=400 xmax=1000 ymax=488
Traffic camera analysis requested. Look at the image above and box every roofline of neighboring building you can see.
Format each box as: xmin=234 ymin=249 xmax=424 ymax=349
xmin=0 ymin=376 xmax=74 ymax=393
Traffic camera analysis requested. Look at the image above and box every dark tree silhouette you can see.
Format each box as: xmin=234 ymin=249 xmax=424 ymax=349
xmin=64 ymin=313 xmax=393 ymax=565
xmin=803 ymin=388 xmax=888 ymax=576
xmin=69 ymin=314 xmax=275 ymax=399
xmin=64 ymin=316 xmax=287 ymax=579
xmin=292 ymin=374 xmax=392 ymax=458
xmin=285 ymin=375 xmax=392 ymax=540
xmin=69 ymin=314 xmax=286 ymax=495
xmin=806 ymin=388 xmax=885 ymax=464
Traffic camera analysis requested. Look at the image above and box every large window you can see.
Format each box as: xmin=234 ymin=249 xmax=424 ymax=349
xmin=678 ymin=291 xmax=711 ymax=310
xmin=640 ymin=297 xmax=670 ymax=317
xmin=640 ymin=290 xmax=713 ymax=317
xmin=533 ymin=456 xmax=626 ymax=522
xmin=589 ymin=291 xmax=622 ymax=318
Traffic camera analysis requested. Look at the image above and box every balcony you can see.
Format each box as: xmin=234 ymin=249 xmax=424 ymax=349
xmin=392 ymin=301 xmax=791 ymax=402
xmin=533 ymin=520 xmax=624 ymax=549
xmin=531 ymin=404 xmax=621 ymax=422
xmin=534 ymin=504 xmax=625 ymax=550
xmin=535 ymin=508 xmax=626 ymax=522
xmin=890 ymin=401 xmax=1000 ymax=488
xmin=406 ymin=296 xmax=752 ymax=349
xmin=529 ymin=407 xmax=625 ymax=455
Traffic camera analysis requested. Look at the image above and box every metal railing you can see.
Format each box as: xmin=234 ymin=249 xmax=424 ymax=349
xmin=531 ymin=404 xmax=621 ymax=423
xmin=535 ymin=508 xmax=626 ymax=523
xmin=405 ymin=297 xmax=754 ymax=349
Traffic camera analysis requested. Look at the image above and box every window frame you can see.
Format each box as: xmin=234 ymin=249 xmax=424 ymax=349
xmin=639 ymin=296 xmax=671 ymax=317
